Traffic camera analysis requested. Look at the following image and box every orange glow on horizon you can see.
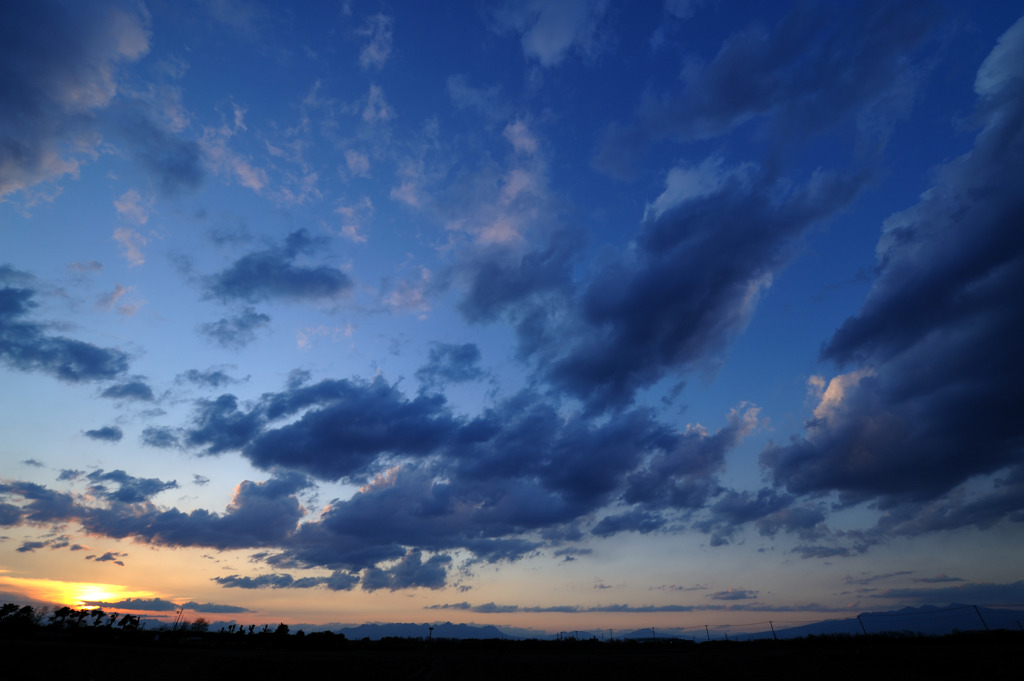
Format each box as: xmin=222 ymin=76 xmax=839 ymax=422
xmin=0 ymin=575 xmax=158 ymax=610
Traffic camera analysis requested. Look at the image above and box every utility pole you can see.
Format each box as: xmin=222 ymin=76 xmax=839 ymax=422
xmin=973 ymin=605 xmax=989 ymax=631
xmin=704 ymin=624 xmax=710 ymax=642
xmin=857 ymin=615 xmax=867 ymax=636
xmin=769 ymin=621 xmax=777 ymax=641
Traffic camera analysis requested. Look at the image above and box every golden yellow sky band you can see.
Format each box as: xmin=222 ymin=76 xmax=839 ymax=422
xmin=0 ymin=575 xmax=157 ymax=610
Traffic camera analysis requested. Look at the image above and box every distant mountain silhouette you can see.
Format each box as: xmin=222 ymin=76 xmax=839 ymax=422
xmin=738 ymin=605 xmax=1024 ymax=640
xmin=267 ymin=605 xmax=1024 ymax=642
xmin=333 ymin=621 xmax=511 ymax=640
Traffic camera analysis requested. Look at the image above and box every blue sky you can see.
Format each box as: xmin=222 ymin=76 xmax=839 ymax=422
xmin=2 ymin=0 xmax=1023 ymax=635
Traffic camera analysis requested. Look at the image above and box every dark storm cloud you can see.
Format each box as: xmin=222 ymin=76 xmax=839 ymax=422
xmin=622 ymin=406 xmax=758 ymax=515
xmin=179 ymin=600 xmax=252 ymax=614
xmin=212 ymin=573 xmax=298 ymax=589
xmin=114 ymin=374 xmax=749 ymax=584
xmin=361 ymin=550 xmax=451 ymax=591
xmin=85 ymin=469 xmax=177 ymax=503
xmin=0 ymin=273 xmax=130 ymax=382
xmin=186 ymin=394 xmax=264 ymax=455
xmin=596 ymin=0 xmax=938 ymax=174
xmin=0 ymin=481 xmax=77 ymax=523
xmin=245 ymin=378 xmax=457 ymax=480
xmin=100 ymin=379 xmax=155 ymax=401
xmin=0 ymin=0 xmax=150 ymax=199
xmin=84 ymin=597 xmax=251 ymax=613
xmin=17 ymin=541 xmax=48 ymax=553
xmin=198 ymin=307 xmax=271 ymax=348
xmin=206 ymin=229 xmax=353 ymax=303
xmin=591 ymin=509 xmax=664 ymax=537
xmin=0 ymin=474 xmax=309 ymax=553
xmin=87 ymin=597 xmax=177 ymax=611
xmin=2 ymin=373 xmax=757 ymax=591
xmin=263 ymin=394 xmax=700 ymax=577
xmin=415 ymin=342 xmax=485 ymax=390
xmin=213 ymin=571 xmax=360 ymax=592
xmin=84 ymin=426 xmax=124 ymax=442
xmin=457 ymin=233 xmax=577 ymax=325
xmin=763 ymin=16 xmax=1024 ymax=514
xmin=0 ymin=503 xmax=22 ymax=526
xmin=543 ymin=168 xmax=867 ymax=412
xmin=76 ymin=474 xmax=308 ymax=550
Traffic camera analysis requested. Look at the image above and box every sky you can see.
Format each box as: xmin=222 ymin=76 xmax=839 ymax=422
xmin=2 ymin=0 xmax=1024 ymax=637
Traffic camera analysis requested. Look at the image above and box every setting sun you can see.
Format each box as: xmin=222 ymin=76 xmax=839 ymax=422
xmin=0 ymin=576 xmax=154 ymax=610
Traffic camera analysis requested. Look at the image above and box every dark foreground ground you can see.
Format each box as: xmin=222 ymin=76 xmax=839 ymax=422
xmin=3 ymin=631 xmax=1021 ymax=680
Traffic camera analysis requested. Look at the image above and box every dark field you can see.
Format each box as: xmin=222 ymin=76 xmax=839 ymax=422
xmin=3 ymin=632 xmax=1022 ymax=680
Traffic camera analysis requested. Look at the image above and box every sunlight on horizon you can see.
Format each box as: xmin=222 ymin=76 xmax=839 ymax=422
xmin=0 ymin=575 xmax=157 ymax=610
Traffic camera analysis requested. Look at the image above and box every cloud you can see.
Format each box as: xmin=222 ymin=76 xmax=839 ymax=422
xmin=491 ymin=0 xmax=610 ymax=67
xmin=113 ymin=189 xmax=152 ymax=225
xmin=623 ymin=406 xmax=759 ymax=513
xmin=0 ymin=499 xmax=24 ymax=524
xmin=81 ymin=473 xmax=309 ymax=550
xmin=415 ymin=343 xmax=485 ymax=390
xmin=198 ymin=308 xmax=271 ymax=349
xmin=96 ymin=283 xmax=142 ymax=316
xmin=185 ymin=394 xmax=265 ymax=456
xmin=178 ymin=600 xmax=253 ymax=614
xmin=456 ymin=229 xmax=578 ymax=325
xmin=199 ymin=107 xmax=267 ymax=194
xmin=707 ymin=588 xmax=758 ymax=601
xmin=243 ymin=378 xmax=457 ymax=480
xmin=596 ymin=1 xmax=937 ymax=174
xmin=446 ymin=75 xmax=507 ymax=122
xmin=100 ymin=379 xmax=155 ymax=401
xmin=84 ymin=426 xmax=124 ymax=442
xmin=344 ymin=150 xmax=370 ymax=177
xmin=112 ymin=227 xmax=148 ymax=267
xmin=763 ymin=16 xmax=1024 ymax=518
xmin=86 ymin=469 xmax=178 ymax=503
xmin=84 ymin=596 xmax=251 ymax=613
xmin=0 ymin=269 xmax=130 ymax=382
xmin=362 ymin=550 xmax=451 ymax=591
xmin=362 ymin=84 xmax=393 ymax=123
xmin=364 ymin=548 xmax=452 ymax=589
xmin=85 ymin=597 xmax=177 ymax=611
xmin=114 ymin=100 xmax=204 ymax=196
xmin=503 ymin=119 xmax=539 ymax=155
xmin=539 ymin=163 xmax=866 ymax=412
xmin=592 ymin=509 xmax=664 ymax=537
xmin=141 ymin=426 xmax=180 ymax=449
xmin=358 ymin=14 xmax=393 ymax=70
xmin=89 ymin=551 xmax=127 ymax=566
xmin=0 ymin=0 xmax=150 ymax=200
xmin=205 ymin=230 xmax=353 ymax=303
xmin=212 ymin=573 xmax=297 ymax=589
xmin=177 ymin=368 xmax=241 ymax=389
